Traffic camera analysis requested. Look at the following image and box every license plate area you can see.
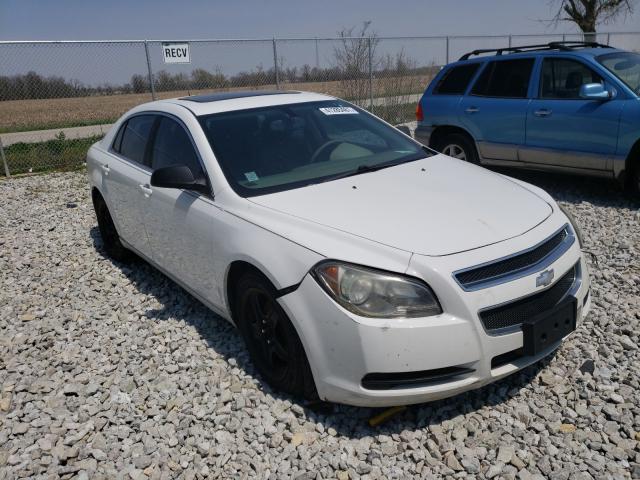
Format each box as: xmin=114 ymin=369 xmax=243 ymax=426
xmin=522 ymin=297 xmax=576 ymax=356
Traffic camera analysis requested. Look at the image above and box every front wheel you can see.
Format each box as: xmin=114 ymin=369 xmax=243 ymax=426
xmin=435 ymin=133 xmax=479 ymax=164
xmin=235 ymin=272 xmax=317 ymax=399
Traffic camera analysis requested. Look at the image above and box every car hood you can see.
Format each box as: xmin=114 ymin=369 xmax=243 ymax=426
xmin=246 ymin=155 xmax=553 ymax=256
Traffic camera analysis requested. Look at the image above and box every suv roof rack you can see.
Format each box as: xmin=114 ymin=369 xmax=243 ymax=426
xmin=459 ymin=41 xmax=612 ymax=61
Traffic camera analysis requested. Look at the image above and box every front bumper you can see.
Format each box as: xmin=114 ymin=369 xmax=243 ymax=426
xmin=277 ymin=217 xmax=591 ymax=407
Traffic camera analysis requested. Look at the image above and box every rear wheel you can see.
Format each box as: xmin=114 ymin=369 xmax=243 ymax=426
xmin=235 ymin=272 xmax=317 ymax=399
xmin=436 ymin=133 xmax=479 ymax=164
xmin=93 ymin=195 xmax=132 ymax=262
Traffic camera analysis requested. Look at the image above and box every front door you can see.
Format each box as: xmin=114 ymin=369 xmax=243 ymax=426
xmin=523 ymin=57 xmax=623 ymax=171
xmin=142 ymin=115 xmax=218 ymax=301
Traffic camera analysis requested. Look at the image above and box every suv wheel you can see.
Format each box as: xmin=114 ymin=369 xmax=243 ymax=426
xmin=436 ymin=133 xmax=479 ymax=164
xmin=93 ymin=195 xmax=132 ymax=262
xmin=235 ymin=272 xmax=317 ymax=400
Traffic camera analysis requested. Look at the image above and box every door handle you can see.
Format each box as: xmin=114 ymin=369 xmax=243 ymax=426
xmin=100 ymin=163 xmax=110 ymax=175
xmin=534 ymin=109 xmax=552 ymax=117
xmin=465 ymin=107 xmax=480 ymax=114
xmin=138 ymin=184 xmax=153 ymax=196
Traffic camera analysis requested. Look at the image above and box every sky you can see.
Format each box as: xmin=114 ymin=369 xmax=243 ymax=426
xmin=0 ymin=0 xmax=638 ymax=86
xmin=1 ymin=0 xmax=639 ymax=40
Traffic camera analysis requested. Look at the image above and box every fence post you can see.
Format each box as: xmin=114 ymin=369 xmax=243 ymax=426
xmin=0 ymin=137 xmax=10 ymax=178
xmin=508 ymin=35 xmax=512 ymax=48
xmin=562 ymin=34 xmax=566 ymax=42
xmin=607 ymin=32 xmax=611 ymax=45
xmin=144 ymin=41 xmax=156 ymax=100
xmin=315 ymin=37 xmax=319 ymax=68
xmin=368 ymin=36 xmax=373 ymax=112
xmin=272 ymin=38 xmax=280 ymax=89
xmin=445 ymin=36 xmax=450 ymax=64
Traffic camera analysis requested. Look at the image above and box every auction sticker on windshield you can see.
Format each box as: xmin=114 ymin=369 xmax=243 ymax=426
xmin=319 ymin=106 xmax=358 ymax=115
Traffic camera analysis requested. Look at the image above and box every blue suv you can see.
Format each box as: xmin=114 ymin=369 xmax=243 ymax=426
xmin=415 ymin=42 xmax=640 ymax=192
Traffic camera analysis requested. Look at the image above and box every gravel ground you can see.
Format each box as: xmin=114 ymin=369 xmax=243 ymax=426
xmin=0 ymin=170 xmax=639 ymax=480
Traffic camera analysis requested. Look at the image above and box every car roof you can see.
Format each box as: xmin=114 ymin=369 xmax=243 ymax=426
xmin=455 ymin=46 xmax=624 ymax=65
xmin=152 ymin=90 xmax=336 ymax=116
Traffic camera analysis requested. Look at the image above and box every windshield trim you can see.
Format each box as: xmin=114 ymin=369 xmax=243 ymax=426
xmin=198 ymin=100 xmax=430 ymax=198
xmin=596 ymin=51 xmax=640 ymax=96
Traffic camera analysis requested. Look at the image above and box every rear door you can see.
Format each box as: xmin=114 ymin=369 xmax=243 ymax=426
xmin=143 ymin=115 xmax=217 ymax=298
xmin=459 ymin=57 xmax=535 ymax=162
xmin=523 ymin=56 xmax=623 ymax=171
xmin=103 ymin=114 xmax=156 ymax=257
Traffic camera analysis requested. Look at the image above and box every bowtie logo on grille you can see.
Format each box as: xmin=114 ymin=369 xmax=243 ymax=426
xmin=536 ymin=269 xmax=555 ymax=288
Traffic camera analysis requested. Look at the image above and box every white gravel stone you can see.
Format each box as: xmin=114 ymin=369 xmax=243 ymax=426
xmin=0 ymin=171 xmax=638 ymax=478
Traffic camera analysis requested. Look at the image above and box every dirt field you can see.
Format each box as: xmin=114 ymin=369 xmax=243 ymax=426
xmin=0 ymin=74 xmax=436 ymax=133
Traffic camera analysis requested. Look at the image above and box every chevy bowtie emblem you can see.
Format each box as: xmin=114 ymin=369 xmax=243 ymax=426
xmin=536 ymin=269 xmax=555 ymax=288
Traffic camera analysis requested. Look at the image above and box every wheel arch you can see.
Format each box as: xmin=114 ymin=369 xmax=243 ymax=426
xmin=621 ymin=137 xmax=640 ymax=187
xmin=225 ymin=260 xmax=289 ymax=325
xmin=429 ymin=125 xmax=476 ymax=150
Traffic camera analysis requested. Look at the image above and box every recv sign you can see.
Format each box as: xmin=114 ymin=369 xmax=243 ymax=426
xmin=162 ymin=43 xmax=191 ymax=64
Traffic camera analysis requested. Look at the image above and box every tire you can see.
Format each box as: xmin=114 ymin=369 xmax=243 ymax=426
xmin=93 ymin=195 xmax=132 ymax=262
xmin=435 ymin=133 xmax=479 ymax=164
xmin=235 ymin=272 xmax=317 ymax=400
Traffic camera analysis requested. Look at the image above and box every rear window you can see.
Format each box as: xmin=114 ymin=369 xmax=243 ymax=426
xmin=117 ymin=115 xmax=155 ymax=165
xmin=434 ymin=64 xmax=480 ymax=95
xmin=471 ymin=59 xmax=535 ymax=98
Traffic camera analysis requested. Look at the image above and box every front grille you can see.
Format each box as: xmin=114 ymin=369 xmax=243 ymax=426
xmin=479 ymin=264 xmax=577 ymax=332
xmin=455 ymin=227 xmax=569 ymax=290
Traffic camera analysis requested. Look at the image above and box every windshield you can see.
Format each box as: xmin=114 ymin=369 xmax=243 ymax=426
xmin=597 ymin=52 xmax=640 ymax=94
xmin=199 ymin=100 xmax=429 ymax=197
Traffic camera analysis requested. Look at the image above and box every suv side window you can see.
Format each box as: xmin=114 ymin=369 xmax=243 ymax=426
xmin=540 ymin=58 xmax=603 ymax=99
xmin=117 ymin=115 xmax=156 ymax=165
xmin=471 ymin=58 xmax=535 ymax=98
xmin=150 ymin=117 xmax=204 ymax=177
xmin=434 ymin=63 xmax=481 ymax=95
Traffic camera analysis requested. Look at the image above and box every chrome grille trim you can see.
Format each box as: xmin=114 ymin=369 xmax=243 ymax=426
xmin=453 ymin=224 xmax=575 ymax=292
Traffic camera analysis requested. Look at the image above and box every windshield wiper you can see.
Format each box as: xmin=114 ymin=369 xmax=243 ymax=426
xmin=319 ymin=162 xmax=400 ymax=183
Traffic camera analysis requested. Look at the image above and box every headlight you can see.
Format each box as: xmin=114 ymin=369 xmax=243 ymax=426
xmin=559 ymin=204 xmax=584 ymax=247
xmin=311 ymin=261 xmax=442 ymax=318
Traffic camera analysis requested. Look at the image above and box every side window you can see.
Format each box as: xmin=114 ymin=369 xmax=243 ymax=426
xmin=540 ymin=58 xmax=603 ymax=99
xmin=112 ymin=122 xmax=126 ymax=153
xmin=150 ymin=117 xmax=204 ymax=176
xmin=471 ymin=58 xmax=535 ymax=98
xmin=434 ymin=63 xmax=481 ymax=95
xmin=119 ymin=115 xmax=156 ymax=165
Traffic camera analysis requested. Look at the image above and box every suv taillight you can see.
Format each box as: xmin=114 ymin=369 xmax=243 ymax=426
xmin=415 ymin=102 xmax=424 ymax=122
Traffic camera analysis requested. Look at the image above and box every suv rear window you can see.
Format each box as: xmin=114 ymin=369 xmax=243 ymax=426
xmin=434 ymin=64 xmax=480 ymax=95
xmin=471 ymin=59 xmax=535 ymax=98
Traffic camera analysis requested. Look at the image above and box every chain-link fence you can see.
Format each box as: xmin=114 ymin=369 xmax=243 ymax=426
xmin=1 ymin=32 xmax=638 ymax=176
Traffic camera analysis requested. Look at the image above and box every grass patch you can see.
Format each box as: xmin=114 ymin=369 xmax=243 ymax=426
xmin=371 ymin=102 xmax=417 ymax=125
xmin=4 ymin=134 xmax=103 ymax=175
xmin=0 ymin=118 xmax=116 ymax=134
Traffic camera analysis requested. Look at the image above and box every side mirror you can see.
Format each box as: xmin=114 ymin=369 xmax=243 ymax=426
xmin=150 ymin=165 xmax=210 ymax=195
xmin=395 ymin=125 xmax=412 ymax=136
xmin=579 ymin=83 xmax=612 ymax=100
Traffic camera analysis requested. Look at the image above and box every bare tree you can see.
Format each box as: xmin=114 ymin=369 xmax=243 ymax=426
xmin=551 ymin=0 xmax=636 ymax=41
xmin=333 ymin=21 xmax=379 ymax=105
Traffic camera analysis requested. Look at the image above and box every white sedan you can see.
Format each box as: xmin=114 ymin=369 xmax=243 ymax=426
xmin=87 ymin=90 xmax=591 ymax=407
